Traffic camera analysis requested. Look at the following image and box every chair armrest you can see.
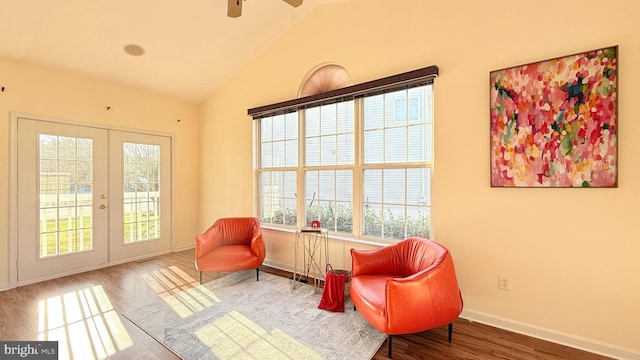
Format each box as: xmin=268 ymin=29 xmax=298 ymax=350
xmin=250 ymin=233 xmax=266 ymax=263
xmin=351 ymin=245 xmax=403 ymax=277
xmin=194 ymin=225 xmax=223 ymax=259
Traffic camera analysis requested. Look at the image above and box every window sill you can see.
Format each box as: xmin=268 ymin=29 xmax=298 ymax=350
xmin=259 ymin=225 xmax=391 ymax=248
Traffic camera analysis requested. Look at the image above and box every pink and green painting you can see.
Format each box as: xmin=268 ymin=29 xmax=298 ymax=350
xmin=490 ymin=46 xmax=617 ymax=187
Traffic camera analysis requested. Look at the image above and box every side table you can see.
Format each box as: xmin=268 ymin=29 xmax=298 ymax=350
xmin=292 ymin=227 xmax=329 ymax=293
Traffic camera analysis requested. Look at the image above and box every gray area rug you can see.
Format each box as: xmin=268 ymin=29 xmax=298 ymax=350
xmin=123 ymin=270 xmax=386 ymax=359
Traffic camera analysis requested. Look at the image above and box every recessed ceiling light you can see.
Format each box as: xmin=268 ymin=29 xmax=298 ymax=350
xmin=123 ymin=44 xmax=145 ymax=56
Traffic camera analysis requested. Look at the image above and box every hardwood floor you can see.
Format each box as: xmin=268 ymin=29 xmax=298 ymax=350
xmin=0 ymin=249 xmax=612 ymax=360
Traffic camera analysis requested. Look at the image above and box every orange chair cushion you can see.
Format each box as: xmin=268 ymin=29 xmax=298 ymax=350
xmin=196 ymin=244 xmax=263 ymax=272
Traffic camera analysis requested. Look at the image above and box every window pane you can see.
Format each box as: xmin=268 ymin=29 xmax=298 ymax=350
xmin=425 ymin=124 xmax=433 ymax=161
xmin=363 ymin=203 xmax=382 ymax=237
xmin=285 ymin=139 xmax=298 ymax=168
xmin=305 ymin=171 xmax=319 ymax=200
xmin=285 ymin=112 xmax=298 ymax=140
xmin=408 ymin=98 xmax=420 ymax=122
xmin=305 ymin=169 xmax=352 ymax=233
xmin=337 ymin=134 xmax=353 ymax=165
xmin=335 ymin=170 xmax=352 ymax=202
xmin=261 ymin=117 xmax=273 ymax=142
xmin=394 ymin=98 xmax=407 ymax=125
xmin=306 ymin=108 xmax=320 ymax=137
xmin=306 ymin=137 xmax=320 ymax=166
xmin=383 ymin=205 xmax=406 ymax=240
xmin=320 ymin=104 xmax=337 ymax=135
xmin=384 ymin=127 xmax=406 ymax=163
xmin=407 ymin=168 xmax=430 ymax=206
xmin=318 ymin=171 xmax=335 ymax=200
xmin=272 ymin=141 xmax=285 ymax=167
xmin=384 ymin=169 xmax=405 ymax=204
xmin=337 ymin=102 xmax=354 ymax=133
xmin=407 ymin=205 xmax=430 ymax=238
xmin=408 ymin=124 xmax=428 ymax=162
xmin=259 ymin=171 xmax=296 ymax=226
xmin=261 ymin=143 xmax=272 ymax=168
xmin=363 ymin=130 xmax=383 ymax=164
xmin=364 ymin=95 xmax=383 ymax=130
xmin=320 ymin=136 xmax=337 ymax=166
xmin=123 ymin=142 xmax=161 ymax=243
xmin=282 ymin=199 xmax=297 ymax=226
xmin=283 ymin=172 xmax=297 ymax=199
xmin=335 ymin=202 xmax=353 ymax=233
xmin=77 ymin=139 xmax=92 ymax=161
xmin=363 ymin=169 xmax=382 ymax=203
xmin=272 ymin=115 xmax=285 ymax=141
xmin=58 ymin=137 xmax=77 ymax=160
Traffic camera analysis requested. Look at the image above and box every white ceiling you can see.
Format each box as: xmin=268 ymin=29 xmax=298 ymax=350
xmin=0 ymin=0 xmax=347 ymax=104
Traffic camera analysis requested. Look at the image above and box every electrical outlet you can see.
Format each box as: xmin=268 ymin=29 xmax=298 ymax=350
xmin=498 ymin=275 xmax=511 ymax=291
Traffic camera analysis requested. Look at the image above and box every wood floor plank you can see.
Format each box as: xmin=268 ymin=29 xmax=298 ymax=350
xmin=0 ymin=249 xmax=612 ymax=360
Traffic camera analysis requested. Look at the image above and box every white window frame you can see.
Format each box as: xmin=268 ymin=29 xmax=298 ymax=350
xmin=252 ymin=66 xmax=437 ymax=242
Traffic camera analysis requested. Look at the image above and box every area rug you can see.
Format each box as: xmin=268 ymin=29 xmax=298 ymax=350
xmin=123 ymin=270 xmax=386 ymax=359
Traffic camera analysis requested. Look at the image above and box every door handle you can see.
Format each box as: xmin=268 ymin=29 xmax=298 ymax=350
xmin=99 ymin=204 xmax=106 ymax=209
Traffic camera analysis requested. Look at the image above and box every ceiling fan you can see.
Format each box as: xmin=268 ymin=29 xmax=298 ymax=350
xmin=228 ymin=0 xmax=303 ymax=18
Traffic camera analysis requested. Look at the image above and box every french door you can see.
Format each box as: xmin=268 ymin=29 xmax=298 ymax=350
xmin=108 ymin=130 xmax=171 ymax=262
xmin=16 ymin=117 xmax=172 ymax=284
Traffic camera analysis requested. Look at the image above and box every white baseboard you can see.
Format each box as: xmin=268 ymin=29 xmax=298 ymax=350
xmin=14 ymin=250 xmax=173 ymax=287
xmin=0 ymin=282 xmax=10 ymax=292
xmin=263 ymin=259 xmax=294 ymax=274
xmin=173 ymin=243 xmax=194 ymax=252
xmin=460 ymin=309 xmax=640 ymax=360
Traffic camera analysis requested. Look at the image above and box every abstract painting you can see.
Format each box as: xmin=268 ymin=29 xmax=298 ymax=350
xmin=490 ymin=46 xmax=618 ymax=187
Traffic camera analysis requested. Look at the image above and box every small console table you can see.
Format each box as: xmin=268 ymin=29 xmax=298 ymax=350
xmin=292 ymin=227 xmax=328 ymax=292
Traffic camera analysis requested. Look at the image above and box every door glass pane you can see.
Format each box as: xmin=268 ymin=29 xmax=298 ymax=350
xmin=123 ymin=142 xmax=161 ymax=243
xmin=38 ymin=134 xmax=94 ymax=258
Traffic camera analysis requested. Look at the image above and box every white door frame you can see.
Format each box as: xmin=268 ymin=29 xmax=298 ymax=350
xmin=9 ymin=112 xmax=176 ymax=288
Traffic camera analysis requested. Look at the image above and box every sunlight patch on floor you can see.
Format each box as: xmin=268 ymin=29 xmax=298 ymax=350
xmin=38 ymin=285 xmax=133 ymax=360
xmin=195 ymin=310 xmax=324 ymax=360
xmin=140 ymin=265 xmax=199 ymax=298
xmin=163 ymin=285 xmax=220 ymax=318
xmin=141 ymin=265 xmax=220 ymax=318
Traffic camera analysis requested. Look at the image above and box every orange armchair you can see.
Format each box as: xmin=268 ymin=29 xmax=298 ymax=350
xmin=350 ymin=237 xmax=463 ymax=358
xmin=194 ymin=217 xmax=266 ymax=284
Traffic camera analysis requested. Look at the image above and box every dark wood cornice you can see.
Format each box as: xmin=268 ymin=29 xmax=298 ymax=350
xmin=248 ymin=65 xmax=438 ymax=118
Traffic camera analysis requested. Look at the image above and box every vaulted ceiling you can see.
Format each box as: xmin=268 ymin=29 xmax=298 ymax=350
xmin=0 ymin=0 xmax=349 ymax=104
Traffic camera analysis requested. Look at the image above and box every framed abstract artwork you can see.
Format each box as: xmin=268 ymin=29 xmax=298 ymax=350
xmin=490 ymin=46 xmax=618 ymax=187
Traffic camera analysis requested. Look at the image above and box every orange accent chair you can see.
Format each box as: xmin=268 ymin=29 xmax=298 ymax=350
xmin=194 ymin=217 xmax=266 ymax=284
xmin=350 ymin=237 xmax=463 ymax=358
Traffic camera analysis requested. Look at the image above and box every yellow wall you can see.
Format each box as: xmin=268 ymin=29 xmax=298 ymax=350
xmin=0 ymin=58 xmax=200 ymax=285
xmin=199 ymin=0 xmax=640 ymax=355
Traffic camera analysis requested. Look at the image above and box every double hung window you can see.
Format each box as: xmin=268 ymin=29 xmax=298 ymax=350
xmin=253 ymin=66 xmax=436 ymax=241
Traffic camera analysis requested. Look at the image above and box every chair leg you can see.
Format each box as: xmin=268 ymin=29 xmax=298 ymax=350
xmin=256 ymin=268 xmax=260 ymax=281
xmin=448 ymin=322 xmax=453 ymax=342
xmin=388 ymin=335 xmax=392 ymax=358
xmin=199 ymin=271 xmax=202 ymax=284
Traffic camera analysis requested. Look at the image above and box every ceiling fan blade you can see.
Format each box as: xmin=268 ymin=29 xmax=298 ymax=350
xmin=283 ymin=0 xmax=303 ymax=7
xmin=228 ymin=0 xmax=242 ymax=18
